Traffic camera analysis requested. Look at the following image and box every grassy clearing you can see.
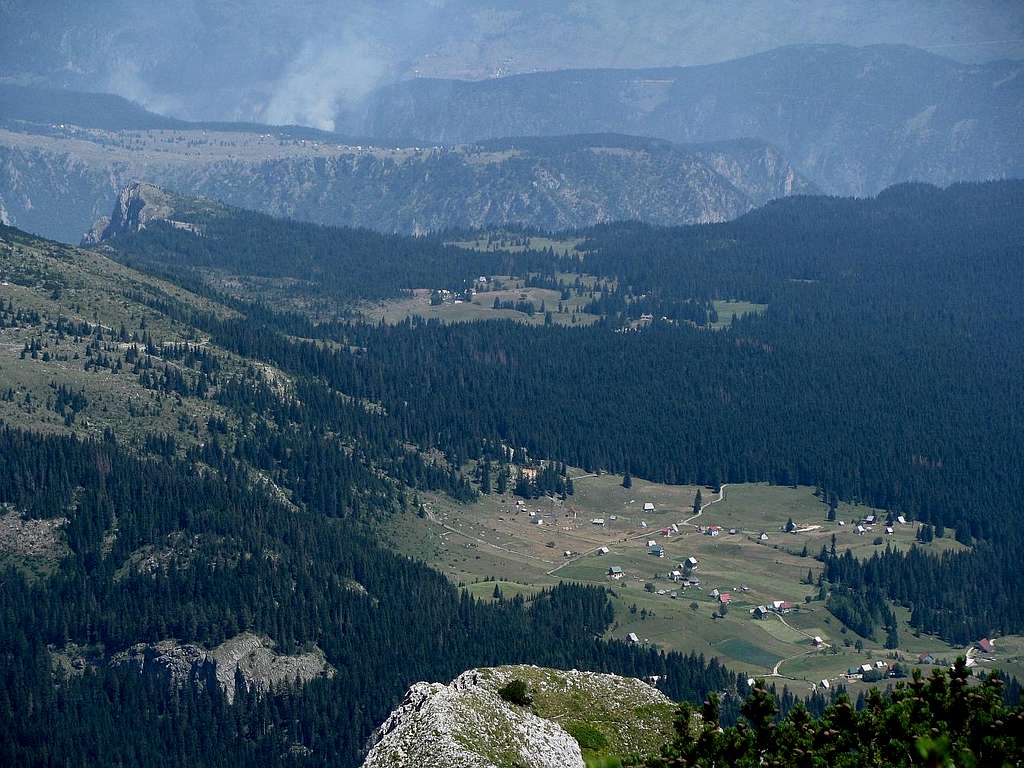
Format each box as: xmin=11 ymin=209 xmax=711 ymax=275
xmin=362 ymin=277 xmax=602 ymax=327
xmin=385 ymin=474 xmax=984 ymax=687
xmin=447 ymin=235 xmax=584 ymax=256
xmin=711 ymin=299 xmax=767 ymax=329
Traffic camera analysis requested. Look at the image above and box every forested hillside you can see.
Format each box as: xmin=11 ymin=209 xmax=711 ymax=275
xmin=96 ymin=181 xmax=1024 ymax=647
xmin=0 ymin=225 xmax=748 ymax=767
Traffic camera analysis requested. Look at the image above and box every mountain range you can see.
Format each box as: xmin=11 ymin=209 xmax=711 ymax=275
xmin=345 ymin=44 xmax=1024 ymax=196
xmin=0 ymin=87 xmax=812 ymax=242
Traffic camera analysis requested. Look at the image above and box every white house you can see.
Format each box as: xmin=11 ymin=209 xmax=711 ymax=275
xmin=647 ymin=540 xmax=657 ymax=548
xmin=592 ymin=518 xmax=606 ymax=526
xmin=644 ymin=502 xmax=656 ymax=512
xmin=597 ymin=546 xmax=610 ymax=555
xmin=820 ymin=679 xmax=831 ymax=690
xmin=896 ymin=515 xmax=907 ymax=525
xmin=626 ymin=632 xmax=640 ymax=644
xmin=759 ymin=532 xmax=769 ymax=541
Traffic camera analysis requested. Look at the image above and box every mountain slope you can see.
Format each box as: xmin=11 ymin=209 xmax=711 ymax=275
xmin=1 ymin=1 xmax=1020 ymax=126
xmin=348 ymin=44 xmax=1024 ymax=195
xmin=0 ymin=118 xmax=812 ymax=242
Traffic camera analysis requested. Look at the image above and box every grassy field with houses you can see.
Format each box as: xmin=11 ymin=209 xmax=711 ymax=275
xmin=386 ymin=471 xmax=1018 ymax=694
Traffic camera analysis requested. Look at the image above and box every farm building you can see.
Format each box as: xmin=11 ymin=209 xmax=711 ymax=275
xmin=608 ymin=566 xmax=624 ymax=579
xmin=976 ymin=638 xmax=996 ymax=654
xmin=753 ymin=606 xmax=769 ymax=619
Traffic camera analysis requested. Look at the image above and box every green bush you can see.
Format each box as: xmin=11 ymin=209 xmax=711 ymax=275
xmin=567 ymin=722 xmax=610 ymax=751
xmin=497 ymin=679 xmax=533 ymax=706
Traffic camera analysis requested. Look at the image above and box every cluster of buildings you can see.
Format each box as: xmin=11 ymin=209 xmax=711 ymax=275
xmin=751 ymin=601 xmax=796 ymax=618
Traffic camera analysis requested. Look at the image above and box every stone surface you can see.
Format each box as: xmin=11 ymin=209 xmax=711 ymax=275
xmin=361 ymin=665 xmax=677 ymax=768
xmin=111 ymin=632 xmax=333 ymax=702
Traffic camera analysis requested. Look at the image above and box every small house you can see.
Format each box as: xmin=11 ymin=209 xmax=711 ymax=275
xmin=597 ymin=546 xmax=610 ymax=555
xmin=865 ymin=514 xmax=876 ymax=524
xmin=896 ymin=515 xmax=907 ymax=525
xmin=648 ymin=544 xmax=665 ymax=558
xmin=686 ymin=556 xmax=698 ymax=568
xmin=855 ymin=524 xmax=866 ymax=535
xmin=860 ymin=663 xmax=874 ymax=674
xmin=640 ymin=521 xmax=648 ymax=528
xmin=531 ymin=517 xmax=544 ymax=526
xmin=591 ymin=518 xmax=606 ymax=526
xmin=838 ymin=520 xmax=846 ymax=526
xmin=875 ymin=660 xmax=887 ymax=669
xmin=563 ymin=550 xmax=572 ymax=558
xmin=670 ymin=570 xmax=682 ymax=580
xmin=885 ymin=525 xmax=894 ymax=535
xmin=976 ymin=638 xmax=996 ymax=654
xmin=918 ymin=653 xmax=935 ymax=665
xmin=647 ymin=540 xmax=657 ymax=548
xmin=729 ymin=528 xmax=738 ymax=535
xmin=718 ymin=592 xmax=732 ymax=605
xmin=705 ymin=525 xmax=722 ymax=537
xmin=820 ymin=679 xmax=831 ymax=690
xmin=753 ymin=606 xmax=769 ymax=619
xmin=784 ymin=519 xmax=798 ymax=533
xmin=813 ymin=636 xmax=824 ymax=646
xmin=711 ymin=588 xmax=720 ymax=598
xmin=626 ymin=632 xmax=640 ymax=644
xmin=608 ymin=566 xmax=624 ymax=579
xmin=644 ymin=502 xmax=656 ymax=512
xmin=671 ymin=524 xmax=680 ymax=533
xmin=759 ymin=532 xmax=769 ymax=541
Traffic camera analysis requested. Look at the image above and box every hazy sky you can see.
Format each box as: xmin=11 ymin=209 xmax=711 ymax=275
xmin=2 ymin=0 xmax=1022 ymax=127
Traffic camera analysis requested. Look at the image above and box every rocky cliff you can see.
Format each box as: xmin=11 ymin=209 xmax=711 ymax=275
xmin=361 ymin=665 xmax=677 ymax=768
xmin=111 ymin=632 xmax=334 ymax=703
xmin=0 ymin=125 xmax=811 ymax=243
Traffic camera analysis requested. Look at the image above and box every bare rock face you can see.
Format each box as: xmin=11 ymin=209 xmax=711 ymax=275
xmin=111 ymin=632 xmax=333 ymax=702
xmin=104 ymin=182 xmax=174 ymax=238
xmin=81 ymin=181 xmax=202 ymax=246
xmin=0 ymin=195 xmax=10 ymax=227
xmin=362 ymin=665 xmax=677 ymax=768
